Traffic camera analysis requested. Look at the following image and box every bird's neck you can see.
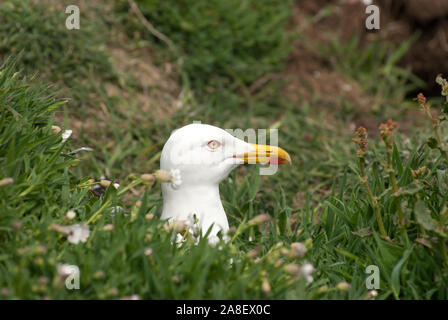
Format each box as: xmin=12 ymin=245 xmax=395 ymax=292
xmin=161 ymin=183 xmax=229 ymax=236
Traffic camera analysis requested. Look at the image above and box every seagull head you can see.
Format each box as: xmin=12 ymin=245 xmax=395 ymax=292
xmin=160 ymin=123 xmax=291 ymax=186
xmin=160 ymin=123 xmax=291 ymax=243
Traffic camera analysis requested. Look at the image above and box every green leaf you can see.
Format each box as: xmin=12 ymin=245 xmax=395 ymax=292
xmin=442 ymin=103 xmax=448 ymax=115
xmin=436 ymin=170 xmax=447 ymax=194
xmin=414 ymin=200 xmax=436 ymax=231
xmin=334 ymin=247 xmax=365 ymax=263
xmin=350 ymin=227 xmax=372 ymax=238
xmin=394 ymin=182 xmax=422 ymax=197
xmin=427 ymin=137 xmax=438 ymax=149
xmin=391 ymin=247 xmax=413 ymax=300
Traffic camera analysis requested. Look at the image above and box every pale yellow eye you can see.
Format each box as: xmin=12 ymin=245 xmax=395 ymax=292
xmin=207 ymin=140 xmax=221 ymax=150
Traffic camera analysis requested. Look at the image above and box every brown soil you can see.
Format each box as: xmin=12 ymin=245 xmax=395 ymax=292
xmin=284 ymin=0 xmax=441 ymax=209
xmin=284 ymin=0 xmax=382 ymax=135
xmin=285 ymin=1 xmax=370 ymax=107
xmin=334 ymin=0 xmax=448 ymax=96
xmin=380 ymin=0 xmax=448 ymax=94
xmin=53 ymin=1 xmax=181 ymax=141
xmin=404 ymin=0 xmax=448 ymax=23
xmin=108 ymin=43 xmax=180 ymax=122
xmin=284 ymin=0 xmax=447 ymax=134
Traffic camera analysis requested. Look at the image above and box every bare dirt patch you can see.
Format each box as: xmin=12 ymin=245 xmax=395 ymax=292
xmin=284 ymin=1 xmax=376 ymax=129
xmin=379 ymin=0 xmax=448 ymax=95
xmin=52 ymin=1 xmax=182 ymax=141
xmin=284 ymin=0 xmax=446 ymax=135
xmin=108 ymin=43 xmax=181 ymax=121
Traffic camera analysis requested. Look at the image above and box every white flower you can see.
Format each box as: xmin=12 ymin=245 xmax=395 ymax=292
xmin=66 ymin=224 xmax=90 ymax=244
xmin=185 ymin=214 xmax=201 ymax=237
xmin=66 ymin=210 xmax=76 ymax=220
xmin=175 ymin=233 xmax=185 ymax=245
xmin=153 ymin=169 xmax=182 ymax=189
xmin=301 ymin=263 xmax=315 ymax=283
xmin=366 ymin=290 xmax=378 ymax=299
xmin=61 ymin=130 xmax=72 ymax=142
xmin=207 ymin=235 xmax=220 ymax=246
xmin=170 ymin=216 xmax=198 ymax=246
xmin=144 ymin=248 xmax=153 ymax=257
xmin=362 ymin=0 xmax=373 ymax=5
xmin=169 ymin=213 xmax=228 ymax=246
xmin=57 ymin=264 xmax=74 ymax=277
xmin=56 ymin=264 xmax=79 ymax=285
xmin=170 ymin=169 xmax=182 ymax=189
xmin=50 ymin=223 xmax=90 ymax=244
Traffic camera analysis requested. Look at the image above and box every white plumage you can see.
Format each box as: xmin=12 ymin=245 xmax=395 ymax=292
xmin=160 ymin=123 xmax=291 ymax=244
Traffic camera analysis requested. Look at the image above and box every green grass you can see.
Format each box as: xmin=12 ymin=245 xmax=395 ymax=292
xmin=1 ymin=0 xmax=448 ymax=300
xmin=117 ymin=0 xmax=294 ymax=87
xmin=322 ymin=35 xmax=425 ymax=115
xmin=0 ymin=58 xmax=315 ymax=299
xmin=313 ymin=125 xmax=448 ymax=299
xmin=0 ymin=0 xmax=116 ymax=109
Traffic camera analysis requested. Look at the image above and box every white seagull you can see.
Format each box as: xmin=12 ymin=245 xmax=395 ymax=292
xmin=160 ymin=123 xmax=291 ymax=244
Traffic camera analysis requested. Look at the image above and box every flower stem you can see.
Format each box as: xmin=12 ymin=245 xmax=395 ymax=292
xmin=358 ymin=158 xmax=388 ymax=239
xmin=86 ymin=199 xmax=112 ymax=225
xmin=385 ymin=147 xmax=408 ymax=242
xmin=117 ymin=178 xmax=143 ymax=196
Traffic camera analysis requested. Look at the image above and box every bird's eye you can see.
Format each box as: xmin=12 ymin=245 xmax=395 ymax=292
xmin=207 ymin=140 xmax=221 ymax=150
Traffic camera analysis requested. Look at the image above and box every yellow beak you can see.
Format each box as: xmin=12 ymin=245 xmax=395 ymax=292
xmin=234 ymin=144 xmax=292 ymax=165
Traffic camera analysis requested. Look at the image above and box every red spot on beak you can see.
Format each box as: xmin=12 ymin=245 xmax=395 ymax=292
xmin=269 ymin=157 xmax=288 ymax=165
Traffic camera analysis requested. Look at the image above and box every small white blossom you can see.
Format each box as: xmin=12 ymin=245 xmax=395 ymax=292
xmin=170 ymin=216 xmax=198 ymax=247
xmin=186 ymin=214 xmax=201 ymax=237
xmin=66 ymin=224 xmax=90 ymax=244
xmin=66 ymin=210 xmax=76 ymax=220
xmin=144 ymin=248 xmax=153 ymax=257
xmin=170 ymin=169 xmax=182 ymax=189
xmin=366 ymin=290 xmax=378 ymax=299
xmin=169 ymin=214 xmax=227 ymax=247
xmin=50 ymin=223 xmax=90 ymax=244
xmin=301 ymin=263 xmax=315 ymax=283
xmin=61 ymin=130 xmax=72 ymax=142
xmin=153 ymin=169 xmax=182 ymax=189
xmin=207 ymin=235 xmax=220 ymax=246
xmin=57 ymin=264 xmax=74 ymax=278
xmin=175 ymin=233 xmax=185 ymax=245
